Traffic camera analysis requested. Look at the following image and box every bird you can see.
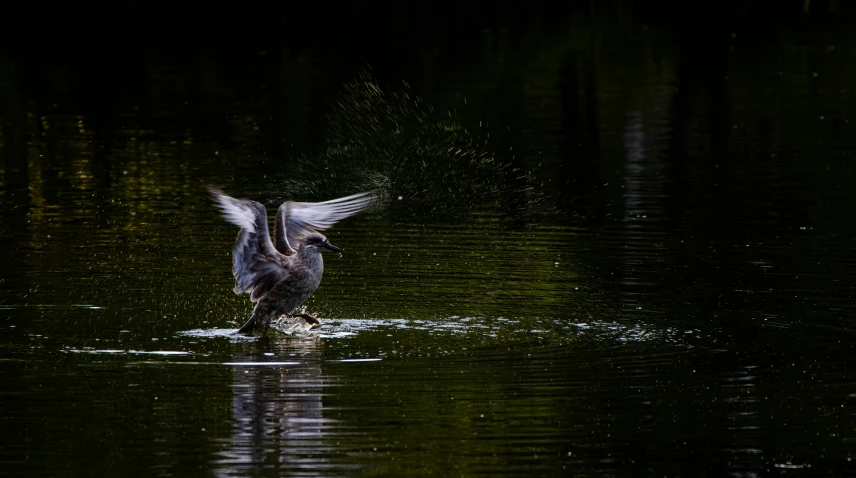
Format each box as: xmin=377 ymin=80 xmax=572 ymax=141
xmin=207 ymin=186 xmax=377 ymax=336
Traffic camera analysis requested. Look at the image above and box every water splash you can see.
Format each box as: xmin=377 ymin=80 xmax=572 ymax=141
xmin=177 ymin=328 xmax=264 ymax=342
xmin=272 ymin=70 xmax=538 ymax=221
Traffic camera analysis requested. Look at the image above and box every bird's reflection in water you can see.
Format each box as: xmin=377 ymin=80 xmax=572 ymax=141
xmin=213 ymin=336 xmax=349 ymax=476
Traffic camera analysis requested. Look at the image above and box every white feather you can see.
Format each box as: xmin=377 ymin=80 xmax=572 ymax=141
xmin=280 ymin=191 xmax=377 ymax=250
xmin=214 ymin=194 xmax=257 ymax=232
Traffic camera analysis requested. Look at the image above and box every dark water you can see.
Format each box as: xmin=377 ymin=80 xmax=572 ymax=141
xmin=3 ymin=3 xmax=856 ymax=476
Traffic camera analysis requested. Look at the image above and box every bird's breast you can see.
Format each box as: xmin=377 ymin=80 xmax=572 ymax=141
xmin=292 ymin=255 xmax=324 ymax=288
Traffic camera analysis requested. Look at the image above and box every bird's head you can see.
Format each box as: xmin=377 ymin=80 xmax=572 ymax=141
xmin=301 ymin=233 xmax=341 ymax=253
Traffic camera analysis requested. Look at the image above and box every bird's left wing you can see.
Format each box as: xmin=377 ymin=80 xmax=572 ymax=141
xmin=274 ymin=191 xmax=377 ymax=253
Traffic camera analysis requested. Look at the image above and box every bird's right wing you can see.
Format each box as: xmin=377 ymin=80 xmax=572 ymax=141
xmin=208 ymin=187 xmax=288 ymax=302
xmin=274 ymin=191 xmax=378 ymax=253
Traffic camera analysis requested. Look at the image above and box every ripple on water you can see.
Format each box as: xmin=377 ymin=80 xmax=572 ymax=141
xmin=173 ymin=315 xmax=709 ymax=350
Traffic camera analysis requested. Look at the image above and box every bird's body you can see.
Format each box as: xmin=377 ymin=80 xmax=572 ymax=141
xmin=208 ymin=187 xmax=375 ymax=335
xmin=238 ymin=239 xmax=325 ymax=333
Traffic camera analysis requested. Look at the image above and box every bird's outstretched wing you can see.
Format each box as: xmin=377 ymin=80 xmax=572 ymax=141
xmin=274 ymin=191 xmax=377 ymax=254
xmin=208 ymin=186 xmax=288 ymax=302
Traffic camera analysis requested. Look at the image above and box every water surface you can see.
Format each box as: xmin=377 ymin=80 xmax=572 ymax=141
xmin=3 ymin=4 xmax=856 ymax=476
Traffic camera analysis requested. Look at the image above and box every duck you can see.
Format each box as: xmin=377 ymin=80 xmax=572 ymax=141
xmin=207 ymin=186 xmax=377 ymax=336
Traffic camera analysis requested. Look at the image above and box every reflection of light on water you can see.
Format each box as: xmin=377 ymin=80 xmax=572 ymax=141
xmin=311 ymin=317 xmax=506 ymax=337
xmin=221 ymin=361 xmax=301 ymax=366
xmin=569 ymin=321 xmax=705 ymax=344
xmin=311 ymin=316 xmax=703 ymax=345
xmin=62 ymin=347 xmax=192 ymax=356
xmin=112 ymin=360 xmax=382 ymax=367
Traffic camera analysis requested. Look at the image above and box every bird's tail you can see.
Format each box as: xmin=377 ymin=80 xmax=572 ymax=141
xmin=237 ymin=303 xmax=273 ymax=335
xmin=237 ymin=316 xmax=259 ymax=334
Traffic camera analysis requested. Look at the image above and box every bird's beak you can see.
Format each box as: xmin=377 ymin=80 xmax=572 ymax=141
xmin=323 ymin=241 xmax=341 ymax=253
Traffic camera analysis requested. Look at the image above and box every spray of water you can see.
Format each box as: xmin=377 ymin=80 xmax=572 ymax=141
xmin=275 ymin=70 xmax=537 ymax=221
